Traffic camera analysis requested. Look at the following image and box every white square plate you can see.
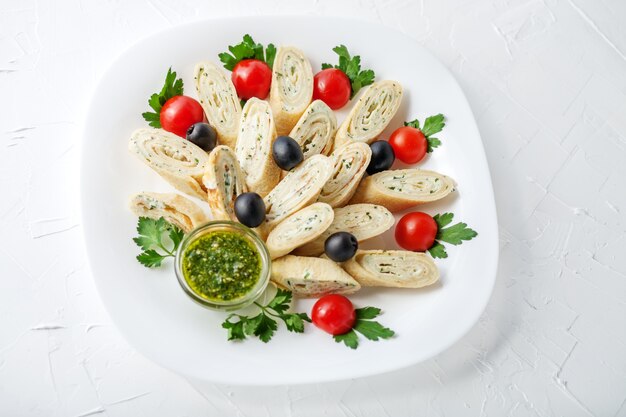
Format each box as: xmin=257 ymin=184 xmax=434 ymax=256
xmin=81 ymin=16 xmax=498 ymax=385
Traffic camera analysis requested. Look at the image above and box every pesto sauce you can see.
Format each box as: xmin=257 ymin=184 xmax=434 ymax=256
xmin=182 ymin=231 xmax=262 ymax=302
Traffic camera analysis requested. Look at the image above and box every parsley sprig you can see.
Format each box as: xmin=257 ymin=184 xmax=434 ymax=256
xmin=219 ymin=34 xmax=277 ymax=71
xmin=322 ymin=45 xmax=375 ymax=98
xmin=333 ymin=307 xmax=394 ymax=349
xmin=404 ymin=114 xmax=446 ymax=153
xmin=133 ymin=217 xmax=184 ymax=268
xmin=428 ymin=213 xmax=478 ymax=259
xmin=141 ymin=68 xmax=184 ymax=128
xmin=222 ymin=289 xmax=311 ymax=343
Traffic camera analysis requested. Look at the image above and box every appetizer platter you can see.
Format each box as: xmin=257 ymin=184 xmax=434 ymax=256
xmin=81 ymin=17 xmax=498 ymax=385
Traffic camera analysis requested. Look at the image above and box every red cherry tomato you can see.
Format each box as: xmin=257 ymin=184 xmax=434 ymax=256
xmin=313 ymin=68 xmax=352 ymax=110
xmin=395 ymin=212 xmax=438 ymax=252
xmin=160 ymin=96 xmax=204 ymax=138
xmin=388 ymin=126 xmax=427 ymax=164
xmin=311 ymin=294 xmax=356 ymax=335
xmin=231 ymin=59 xmax=272 ymax=100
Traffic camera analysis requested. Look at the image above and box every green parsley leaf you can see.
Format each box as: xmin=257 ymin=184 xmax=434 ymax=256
xmin=333 ymin=306 xmax=394 ymax=349
xmin=141 ymin=112 xmax=160 ymax=123
xmin=427 ymin=213 xmax=478 ymax=259
xmin=438 ymin=222 xmax=478 ymax=245
xmin=133 ymin=217 xmax=183 ymax=268
xmin=231 ymin=43 xmax=253 ymax=61
xmin=219 ymin=34 xmax=276 ymax=71
xmin=243 ymin=313 xmax=262 ymax=336
xmin=403 ymin=114 xmax=446 ymax=153
xmin=133 ymin=235 xmax=154 ymax=252
xmin=218 ymin=52 xmax=237 ymax=72
xmin=267 ymin=288 xmax=292 ymax=314
xmin=427 ymin=137 xmax=442 ymax=153
xmin=344 ymin=54 xmax=361 ymax=80
xmin=433 ymin=212 xmax=454 ymax=228
xmin=355 ymin=306 xmax=381 ymax=320
xmin=136 ymin=249 xmax=167 ymax=268
xmin=136 ymin=216 xmax=166 ymax=244
xmin=333 ymin=45 xmax=350 ymax=67
xmin=324 ymin=45 xmax=376 ymax=98
xmin=252 ymin=314 xmax=277 ymax=343
xmin=353 ymin=319 xmax=395 ymax=341
xmin=168 ymin=225 xmax=184 ymax=249
xmin=404 ymin=119 xmax=420 ymax=130
xmin=422 ymin=114 xmax=445 ymax=137
xmin=428 ymin=241 xmax=448 ymax=259
xmin=222 ymin=317 xmax=246 ymax=341
xmin=334 ymin=330 xmax=359 ymax=349
xmin=352 ymin=69 xmax=375 ymax=96
xmin=265 ymin=43 xmax=277 ymax=68
xmin=134 ymin=217 xmax=166 ymax=251
xmin=142 ymin=68 xmax=184 ymax=128
xmin=221 ymin=289 xmax=310 ymax=343
xmin=283 ymin=313 xmax=309 ymax=333
xmin=243 ymin=34 xmax=263 ymax=60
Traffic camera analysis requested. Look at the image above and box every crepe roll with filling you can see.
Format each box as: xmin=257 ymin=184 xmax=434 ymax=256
xmin=235 ymin=98 xmax=280 ymax=197
xmin=265 ymin=202 xmax=334 ymax=259
xmin=341 ymin=250 xmax=439 ymax=288
xmin=349 ymin=169 xmax=455 ymax=212
xmin=269 ymin=46 xmax=314 ymax=136
xmin=289 ymin=100 xmax=336 ymax=159
xmin=318 ymin=142 xmax=371 ymax=208
xmin=334 ymin=80 xmax=403 ymax=150
xmin=129 ymin=192 xmax=208 ymax=233
xmin=202 ymin=145 xmax=247 ymax=221
xmin=294 ymin=203 xmax=394 ymax=256
xmin=263 ymin=154 xmax=332 ymax=230
xmin=271 ymin=255 xmax=360 ymax=298
xmin=129 ymin=127 xmax=210 ymax=200
xmin=194 ymin=61 xmax=241 ymax=149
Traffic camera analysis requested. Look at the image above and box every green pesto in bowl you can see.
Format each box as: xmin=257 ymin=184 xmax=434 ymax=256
xmin=181 ymin=230 xmax=262 ymax=302
xmin=174 ymin=221 xmax=270 ymax=311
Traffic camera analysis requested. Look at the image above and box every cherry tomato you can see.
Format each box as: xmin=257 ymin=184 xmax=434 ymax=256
xmin=311 ymin=294 xmax=356 ymax=335
xmin=160 ymin=95 xmax=204 ymax=138
xmin=388 ymin=126 xmax=427 ymax=164
xmin=395 ymin=212 xmax=438 ymax=252
xmin=231 ymin=59 xmax=272 ymax=100
xmin=313 ymin=68 xmax=352 ymax=110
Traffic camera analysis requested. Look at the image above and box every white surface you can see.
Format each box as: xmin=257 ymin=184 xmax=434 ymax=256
xmin=1 ymin=0 xmax=625 ymax=414
xmin=81 ymin=15 xmax=498 ymax=385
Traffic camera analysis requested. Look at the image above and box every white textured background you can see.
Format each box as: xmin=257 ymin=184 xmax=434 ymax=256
xmin=1 ymin=0 xmax=626 ymax=415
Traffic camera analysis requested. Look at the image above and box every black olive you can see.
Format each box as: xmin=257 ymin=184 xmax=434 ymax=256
xmin=324 ymin=232 xmax=358 ymax=262
xmin=272 ymin=135 xmax=304 ymax=170
xmin=234 ymin=192 xmax=266 ymax=228
xmin=186 ymin=122 xmax=217 ymax=152
xmin=367 ymin=140 xmax=395 ymax=175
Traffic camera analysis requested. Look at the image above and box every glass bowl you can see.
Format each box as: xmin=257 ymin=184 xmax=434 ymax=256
xmin=174 ymin=221 xmax=271 ymax=311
